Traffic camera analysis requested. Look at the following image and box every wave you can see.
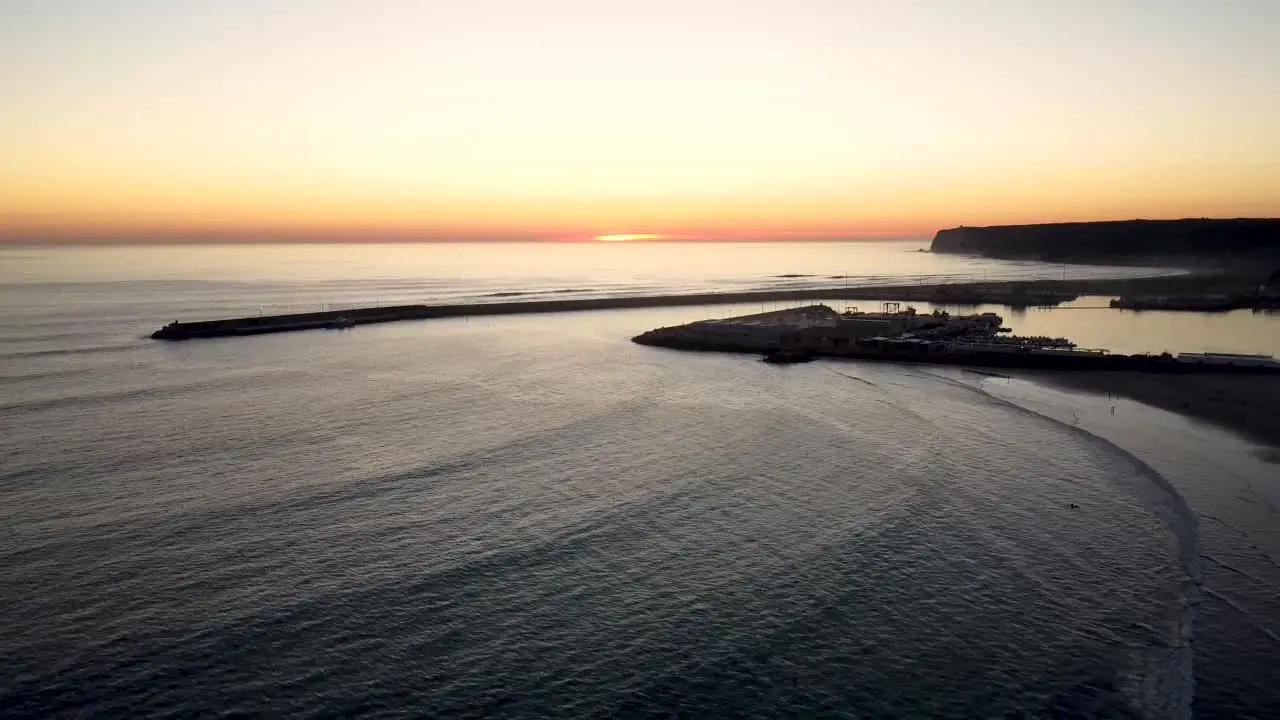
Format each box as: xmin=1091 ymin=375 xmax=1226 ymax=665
xmin=0 ymin=371 xmax=287 ymax=417
xmin=482 ymin=288 xmax=594 ymax=298
xmin=1199 ymin=553 xmax=1272 ymax=587
xmin=1202 ymin=588 xmax=1280 ymax=646
xmin=0 ymin=343 xmax=143 ymax=360
xmin=939 ymin=371 xmax=1202 ymax=720
xmin=0 ymin=366 xmax=99 ymax=383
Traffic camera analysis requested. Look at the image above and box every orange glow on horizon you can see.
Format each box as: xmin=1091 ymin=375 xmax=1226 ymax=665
xmin=2 ymin=3 xmax=1277 ymax=243
xmin=594 ymin=234 xmax=668 ymax=242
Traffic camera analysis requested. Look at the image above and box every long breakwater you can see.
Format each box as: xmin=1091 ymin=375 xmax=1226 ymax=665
xmin=149 ymin=284 xmax=1082 ymax=340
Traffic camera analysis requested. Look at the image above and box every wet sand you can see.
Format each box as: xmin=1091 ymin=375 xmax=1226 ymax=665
xmin=1015 ymin=371 xmax=1280 ymax=453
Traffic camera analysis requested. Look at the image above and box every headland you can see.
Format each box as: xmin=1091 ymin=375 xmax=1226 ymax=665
xmin=931 ymin=218 xmax=1280 ymax=265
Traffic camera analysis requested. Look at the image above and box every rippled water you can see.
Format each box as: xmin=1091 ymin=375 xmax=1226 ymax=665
xmin=1 ymin=244 xmax=1275 ymax=718
xmin=0 ymin=240 xmax=1176 ymax=320
xmin=979 ymin=376 xmax=1280 ymax=719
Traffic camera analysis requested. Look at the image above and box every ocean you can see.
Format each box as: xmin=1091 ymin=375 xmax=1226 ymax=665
xmin=2 ymin=242 xmax=1279 ymax=718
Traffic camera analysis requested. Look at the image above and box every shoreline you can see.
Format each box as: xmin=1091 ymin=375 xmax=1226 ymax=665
xmin=1003 ymin=370 xmax=1280 ymax=453
xmin=977 ymin=362 xmax=1280 ymax=719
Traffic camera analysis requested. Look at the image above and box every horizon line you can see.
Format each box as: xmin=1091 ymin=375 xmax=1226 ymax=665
xmin=0 ymin=235 xmax=930 ymax=247
xmin=3 ymin=215 xmax=1275 ymax=246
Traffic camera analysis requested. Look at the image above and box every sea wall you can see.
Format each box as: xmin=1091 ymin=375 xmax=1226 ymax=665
xmin=151 ymin=285 xmax=1084 ymax=340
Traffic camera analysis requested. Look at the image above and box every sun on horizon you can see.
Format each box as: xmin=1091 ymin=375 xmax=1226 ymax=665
xmin=1 ymin=1 xmax=1278 ymax=243
xmin=594 ymin=234 xmax=669 ymax=242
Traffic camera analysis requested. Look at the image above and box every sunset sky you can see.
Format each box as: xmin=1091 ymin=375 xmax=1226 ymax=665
xmin=2 ymin=0 xmax=1278 ymax=242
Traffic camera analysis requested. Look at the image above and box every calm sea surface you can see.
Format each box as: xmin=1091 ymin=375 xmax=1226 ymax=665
xmin=2 ymin=242 xmax=1278 ymax=718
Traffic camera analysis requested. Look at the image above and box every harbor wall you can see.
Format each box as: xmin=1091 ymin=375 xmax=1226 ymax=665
xmin=150 ymin=285 xmax=1077 ymax=340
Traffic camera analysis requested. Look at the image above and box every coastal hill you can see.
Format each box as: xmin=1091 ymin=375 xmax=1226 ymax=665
xmin=931 ymin=218 xmax=1280 ymax=264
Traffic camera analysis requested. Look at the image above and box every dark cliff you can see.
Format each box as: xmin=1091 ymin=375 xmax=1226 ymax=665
xmin=931 ymin=219 xmax=1280 ymax=263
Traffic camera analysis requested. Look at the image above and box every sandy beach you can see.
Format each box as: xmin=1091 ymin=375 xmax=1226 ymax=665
xmin=788 ymin=271 xmax=1280 ymax=452
xmin=1015 ymin=371 xmax=1280 ymax=454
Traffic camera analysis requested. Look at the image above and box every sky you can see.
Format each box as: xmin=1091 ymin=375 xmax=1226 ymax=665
xmin=2 ymin=0 xmax=1278 ymax=242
